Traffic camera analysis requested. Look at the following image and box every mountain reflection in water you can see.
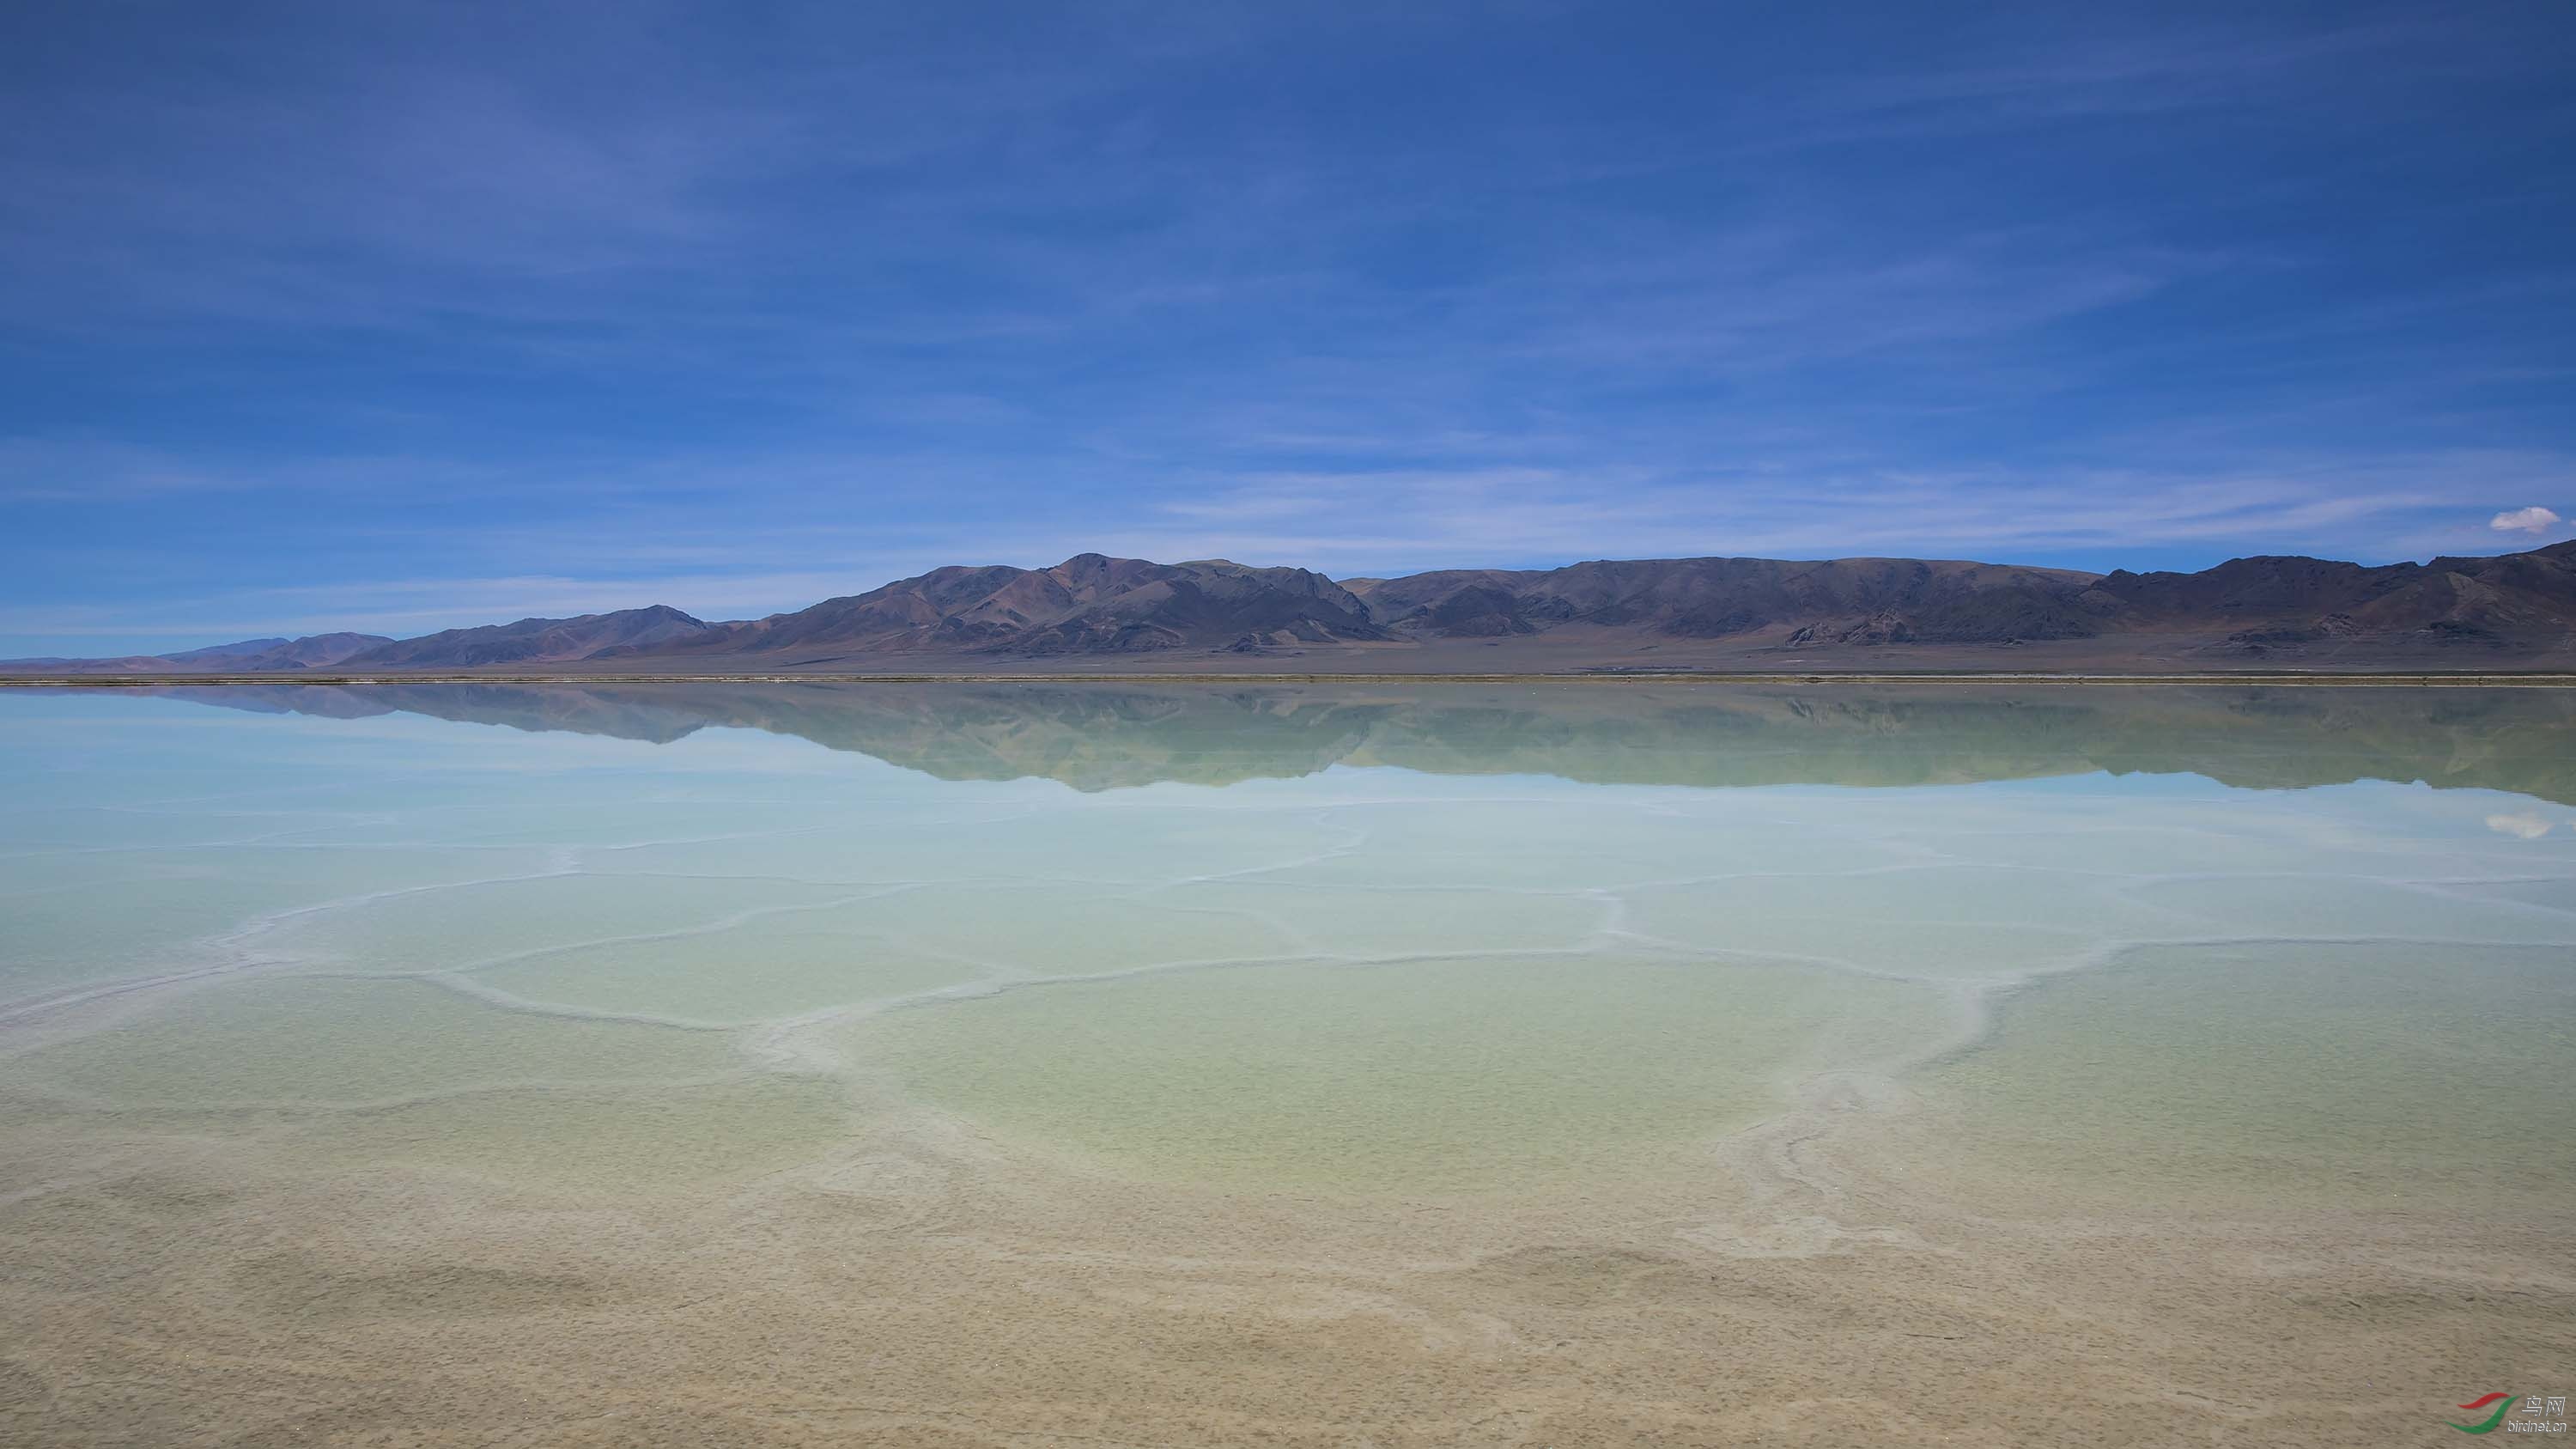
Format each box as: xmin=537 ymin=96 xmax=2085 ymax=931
xmin=125 ymin=680 xmax=2576 ymax=802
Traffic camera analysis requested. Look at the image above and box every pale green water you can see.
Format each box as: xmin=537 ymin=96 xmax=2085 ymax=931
xmin=477 ymin=911 xmax=991 ymax=1025
xmin=1930 ymin=941 xmax=2576 ymax=1210
xmin=841 ymin=954 xmax=1940 ymax=1190
xmin=2 ymin=683 xmax=2572 ymax=1202
xmin=6 ymin=976 xmax=745 ymax=1106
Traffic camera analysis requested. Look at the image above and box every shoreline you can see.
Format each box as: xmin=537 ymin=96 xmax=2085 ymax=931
xmin=8 ymin=669 xmax=2576 ymax=687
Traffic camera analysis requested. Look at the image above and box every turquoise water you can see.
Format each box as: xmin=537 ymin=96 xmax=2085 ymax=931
xmin=3 ymin=683 xmax=2573 ymax=1201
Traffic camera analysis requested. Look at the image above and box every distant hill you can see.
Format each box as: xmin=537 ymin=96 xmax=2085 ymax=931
xmin=1345 ymin=556 xmax=2105 ymax=645
xmin=2080 ymin=545 xmax=2576 ymax=653
xmin=337 ymin=606 xmax=713 ymax=668
xmin=1349 ymin=544 xmax=2576 ymax=655
xmin=0 ymin=631 xmax=392 ymax=675
xmin=6 ymin=540 xmax=2573 ymax=675
xmin=604 ymin=554 xmax=1388 ymax=665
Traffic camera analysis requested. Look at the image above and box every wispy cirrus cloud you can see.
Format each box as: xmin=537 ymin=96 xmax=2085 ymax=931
xmin=2 ymin=2 xmax=2571 ymax=655
xmin=1115 ymin=451 xmax=2558 ymax=574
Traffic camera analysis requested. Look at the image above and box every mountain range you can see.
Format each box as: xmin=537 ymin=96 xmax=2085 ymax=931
xmin=9 ymin=541 xmax=2574 ymax=675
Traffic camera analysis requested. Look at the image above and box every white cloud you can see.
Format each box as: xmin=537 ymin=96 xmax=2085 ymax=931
xmin=2484 ymin=812 xmax=2553 ymax=840
xmin=2488 ymin=505 xmax=2563 ymax=535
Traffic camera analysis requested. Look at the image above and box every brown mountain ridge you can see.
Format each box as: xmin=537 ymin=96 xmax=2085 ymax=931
xmin=8 ymin=541 xmax=2573 ymax=675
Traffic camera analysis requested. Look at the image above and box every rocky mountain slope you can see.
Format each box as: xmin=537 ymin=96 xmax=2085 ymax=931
xmin=1344 ymin=557 xmax=2105 ymax=645
xmin=334 ymin=606 xmax=714 ymax=668
xmin=609 ymin=554 xmax=1388 ymax=665
xmin=1346 ymin=543 xmax=2576 ymax=657
xmin=2078 ymin=544 xmax=2576 ymax=654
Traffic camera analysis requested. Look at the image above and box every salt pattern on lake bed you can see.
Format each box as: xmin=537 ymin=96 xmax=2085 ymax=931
xmin=0 ymin=684 xmax=2571 ymax=1446
xmin=2 ymin=690 xmax=2572 ymax=1189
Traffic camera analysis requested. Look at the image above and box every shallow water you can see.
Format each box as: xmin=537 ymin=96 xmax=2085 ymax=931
xmin=1926 ymin=941 xmax=2576 ymax=1212
xmin=6 ymin=684 xmax=2573 ymax=1192
xmin=2 ymin=681 xmax=2572 ymax=1445
xmin=841 ymin=953 xmax=1941 ymax=1192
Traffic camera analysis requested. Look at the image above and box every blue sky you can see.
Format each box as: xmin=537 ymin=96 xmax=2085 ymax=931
xmin=2 ymin=1 xmax=2571 ymax=654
